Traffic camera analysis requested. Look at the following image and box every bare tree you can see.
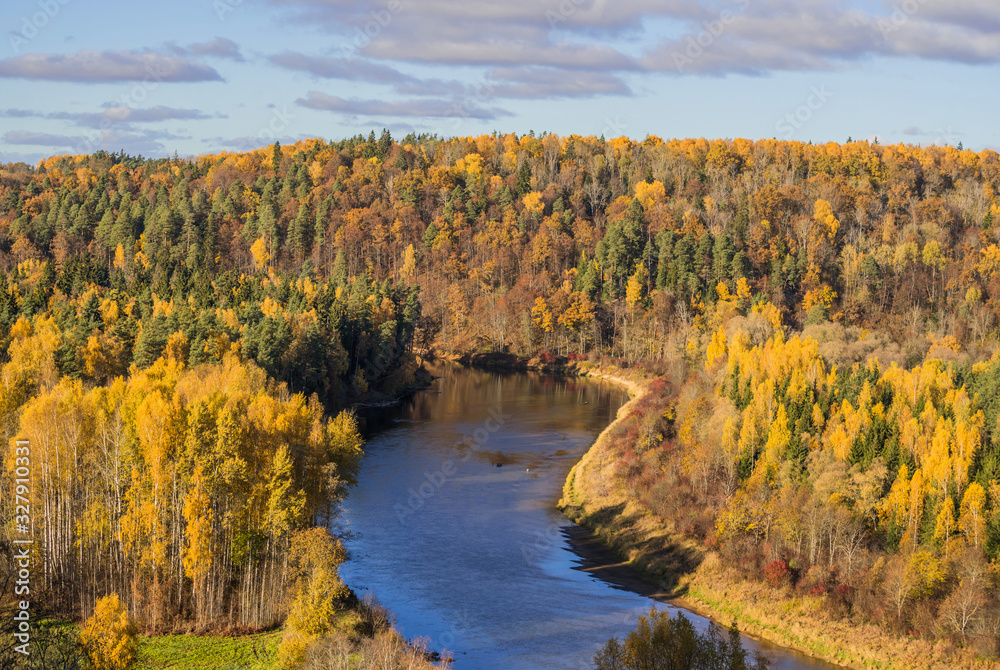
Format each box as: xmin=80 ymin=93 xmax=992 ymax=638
xmin=838 ymin=515 xmax=868 ymax=577
xmin=939 ymin=580 xmax=986 ymax=640
xmin=882 ymin=555 xmax=915 ymax=623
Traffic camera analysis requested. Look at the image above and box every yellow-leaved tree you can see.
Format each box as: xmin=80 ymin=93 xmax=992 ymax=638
xmin=79 ymin=594 xmax=138 ymax=670
xmin=251 ymin=235 xmax=270 ymax=270
xmin=705 ymin=326 xmax=727 ymax=368
xmin=522 ymin=191 xmax=544 ymax=218
xmin=813 ymin=199 xmax=840 ymax=241
xmin=531 ymin=297 xmax=553 ymax=334
xmin=400 ymin=243 xmax=416 ymax=279
xmin=278 ymin=528 xmax=350 ymax=668
xmin=933 ymin=495 xmax=956 ymax=555
xmin=634 ymin=180 xmax=665 ymax=209
xmin=959 ymin=482 xmax=987 ymax=548
xmin=625 ymin=264 xmax=647 ymax=311
xmin=182 ymin=465 xmax=214 ymax=625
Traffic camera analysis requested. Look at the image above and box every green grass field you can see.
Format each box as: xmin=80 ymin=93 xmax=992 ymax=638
xmin=136 ymin=631 xmax=280 ymax=670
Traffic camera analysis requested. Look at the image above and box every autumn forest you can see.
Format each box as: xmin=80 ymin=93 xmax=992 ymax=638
xmin=2 ymin=132 xmax=1000 ymax=665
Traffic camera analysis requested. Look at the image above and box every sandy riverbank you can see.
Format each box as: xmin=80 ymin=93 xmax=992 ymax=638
xmin=559 ymin=368 xmax=995 ymax=670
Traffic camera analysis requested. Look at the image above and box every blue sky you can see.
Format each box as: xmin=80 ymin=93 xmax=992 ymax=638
xmin=0 ymin=0 xmax=997 ymax=162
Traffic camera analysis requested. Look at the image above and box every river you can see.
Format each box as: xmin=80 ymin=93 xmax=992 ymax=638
xmin=338 ymin=363 xmax=840 ymax=670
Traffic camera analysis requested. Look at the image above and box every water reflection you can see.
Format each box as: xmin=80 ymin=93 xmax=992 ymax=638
xmin=338 ymin=364 xmax=839 ymax=670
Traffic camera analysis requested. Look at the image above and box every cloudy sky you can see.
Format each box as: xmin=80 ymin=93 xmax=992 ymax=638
xmin=0 ymin=0 xmax=997 ymax=162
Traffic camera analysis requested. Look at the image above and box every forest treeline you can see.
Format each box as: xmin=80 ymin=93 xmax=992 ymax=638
xmin=606 ymin=297 xmax=1000 ymax=660
xmin=0 ymin=137 xmax=429 ymax=641
xmin=1 ymin=132 xmax=1000 ymax=658
xmin=3 ymin=133 xmax=998 ymax=360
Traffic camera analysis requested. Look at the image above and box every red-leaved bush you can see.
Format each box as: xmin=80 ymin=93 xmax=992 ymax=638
xmin=763 ymin=559 xmax=792 ymax=588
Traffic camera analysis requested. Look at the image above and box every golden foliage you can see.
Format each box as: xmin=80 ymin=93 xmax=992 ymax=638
xmin=79 ymin=594 xmax=138 ymax=670
xmin=532 ymin=297 xmax=553 ymax=333
xmin=522 ymin=191 xmax=544 ymax=218
xmin=251 ymin=236 xmax=270 ymax=270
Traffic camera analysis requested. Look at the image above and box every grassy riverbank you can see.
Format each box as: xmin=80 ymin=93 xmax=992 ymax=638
xmin=137 ymin=631 xmax=280 ymax=670
xmin=559 ymin=364 xmax=999 ymax=670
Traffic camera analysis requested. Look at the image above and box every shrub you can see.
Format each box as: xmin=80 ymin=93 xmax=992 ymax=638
xmin=79 ymin=594 xmax=139 ymax=670
xmin=593 ymin=608 xmax=770 ymax=670
xmin=800 ymin=565 xmax=834 ymax=595
xmin=303 ymin=629 xmax=444 ymax=669
xmin=537 ymin=350 xmax=562 ymax=365
xmin=648 ymin=378 xmax=670 ymax=396
xmin=826 ymin=583 xmax=854 ymax=619
xmin=720 ymin=537 xmax=763 ymax=578
xmin=809 ymin=583 xmax=828 ymax=597
xmin=278 ymin=528 xmax=350 ymax=668
xmin=355 ymin=593 xmax=393 ymax=638
xmin=763 ymin=559 xmax=792 ymax=589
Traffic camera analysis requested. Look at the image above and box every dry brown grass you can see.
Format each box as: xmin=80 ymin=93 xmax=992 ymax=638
xmin=303 ymin=631 xmax=444 ymax=670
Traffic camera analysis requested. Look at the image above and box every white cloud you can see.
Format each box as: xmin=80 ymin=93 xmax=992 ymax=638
xmin=267 ymin=0 xmax=1000 ymax=77
xmin=296 ymin=91 xmax=511 ymax=119
xmin=186 ymin=37 xmax=245 ymax=61
xmin=0 ymin=50 xmax=223 ymax=82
